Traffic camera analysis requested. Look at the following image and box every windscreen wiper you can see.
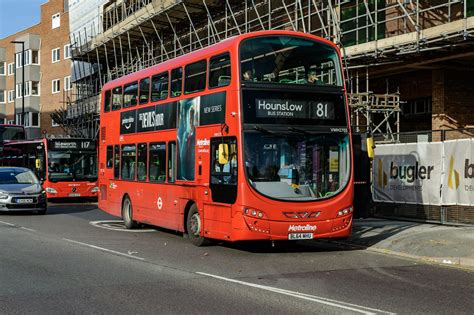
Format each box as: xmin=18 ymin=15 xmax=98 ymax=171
xmin=288 ymin=127 xmax=311 ymax=135
xmin=253 ymin=126 xmax=274 ymax=135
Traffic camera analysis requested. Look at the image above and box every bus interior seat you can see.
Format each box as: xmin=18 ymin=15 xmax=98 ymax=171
xmin=160 ymin=91 xmax=168 ymax=99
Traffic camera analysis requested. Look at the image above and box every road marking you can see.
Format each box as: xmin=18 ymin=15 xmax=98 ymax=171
xmin=89 ymin=220 xmax=156 ymax=233
xmin=63 ymin=238 xmax=145 ymax=261
xmin=197 ymin=272 xmax=394 ymax=315
xmin=20 ymin=227 xmax=36 ymax=232
xmin=0 ymin=220 xmax=15 ymax=227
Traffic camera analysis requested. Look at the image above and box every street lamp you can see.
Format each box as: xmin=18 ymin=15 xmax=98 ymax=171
xmin=11 ymin=40 xmax=25 ymax=126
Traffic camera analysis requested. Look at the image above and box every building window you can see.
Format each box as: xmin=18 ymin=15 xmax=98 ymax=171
xmin=52 ymin=79 xmax=61 ymax=93
xmin=31 ymin=81 xmax=40 ymax=95
xmin=16 ymin=113 xmax=39 ymax=127
xmin=16 ymin=83 xmax=22 ymax=98
xmin=8 ymin=90 xmax=14 ymax=103
xmin=64 ymin=76 xmax=72 ymax=91
xmin=0 ymin=62 xmax=5 ymax=75
xmin=402 ymin=97 xmax=432 ymax=116
xmin=0 ymin=91 xmax=5 ymax=103
xmin=52 ymin=48 xmax=60 ymax=63
xmin=52 ymin=119 xmax=59 ymax=127
xmin=64 ymin=44 xmax=71 ymax=59
xmin=52 ymin=13 xmax=60 ymax=29
xmin=32 ymin=50 xmax=40 ymax=64
xmin=7 ymin=63 xmax=14 ymax=76
xmin=15 ymin=52 xmax=23 ymax=68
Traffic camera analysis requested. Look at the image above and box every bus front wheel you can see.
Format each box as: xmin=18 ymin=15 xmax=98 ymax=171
xmin=186 ymin=204 xmax=210 ymax=247
xmin=122 ymin=196 xmax=138 ymax=229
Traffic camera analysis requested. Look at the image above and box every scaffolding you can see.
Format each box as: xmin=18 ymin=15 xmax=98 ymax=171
xmin=61 ymin=0 xmax=474 ymax=138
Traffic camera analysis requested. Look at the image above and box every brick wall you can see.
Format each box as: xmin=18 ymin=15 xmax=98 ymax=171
xmin=0 ymin=0 xmax=71 ymax=137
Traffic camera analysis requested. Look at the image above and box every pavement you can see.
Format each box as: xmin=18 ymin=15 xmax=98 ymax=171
xmin=329 ymin=218 xmax=474 ymax=270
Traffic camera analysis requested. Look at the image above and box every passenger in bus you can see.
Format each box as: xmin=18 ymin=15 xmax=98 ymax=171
xmin=48 ymin=161 xmax=59 ymax=172
xmin=307 ymin=70 xmax=319 ymax=84
xmin=242 ymin=69 xmax=255 ymax=81
xmin=63 ymin=163 xmax=70 ymax=173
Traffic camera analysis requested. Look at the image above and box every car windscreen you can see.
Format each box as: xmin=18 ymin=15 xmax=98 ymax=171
xmin=0 ymin=169 xmax=39 ymax=184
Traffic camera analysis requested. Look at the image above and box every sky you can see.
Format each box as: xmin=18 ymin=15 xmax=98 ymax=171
xmin=0 ymin=0 xmax=46 ymax=38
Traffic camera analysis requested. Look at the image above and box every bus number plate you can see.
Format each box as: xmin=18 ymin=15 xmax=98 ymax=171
xmin=16 ymin=198 xmax=34 ymax=204
xmin=69 ymin=193 xmax=81 ymax=197
xmin=288 ymin=233 xmax=314 ymax=240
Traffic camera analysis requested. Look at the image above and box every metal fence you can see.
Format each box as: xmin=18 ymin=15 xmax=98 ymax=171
xmin=369 ymin=128 xmax=474 ymax=226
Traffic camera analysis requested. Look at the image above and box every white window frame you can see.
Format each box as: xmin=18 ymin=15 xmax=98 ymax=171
xmin=0 ymin=90 xmax=5 ymax=103
xmin=0 ymin=62 xmax=5 ymax=75
xmin=16 ymin=52 xmax=23 ymax=68
xmin=16 ymin=83 xmax=22 ymax=98
xmin=31 ymin=81 xmax=40 ymax=96
xmin=7 ymin=63 xmax=14 ymax=76
xmin=52 ymin=48 xmax=60 ymax=63
xmin=17 ymin=112 xmax=40 ymax=127
xmin=52 ymin=79 xmax=60 ymax=94
xmin=52 ymin=119 xmax=59 ymax=127
xmin=64 ymin=44 xmax=71 ymax=59
xmin=8 ymin=90 xmax=14 ymax=103
xmin=52 ymin=13 xmax=60 ymax=29
xmin=64 ymin=75 xmax=72 ymax=91
xmin=31 ymin=50 xmax=40 ymax=65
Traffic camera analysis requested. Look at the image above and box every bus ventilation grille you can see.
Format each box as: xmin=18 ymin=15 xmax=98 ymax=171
xmin=100 ymin=127 xmax=106 ymax=141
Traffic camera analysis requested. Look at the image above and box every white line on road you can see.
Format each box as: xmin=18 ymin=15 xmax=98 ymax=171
xmin=63 ymin=238 xmax=145 ymax=261
xmin=197 ymin=272 xmax=395 ymax=315
xmin=0 ymin=220 xmax=16 ymax=227
xmin=20 ymin=227 xmax=36 ymax=232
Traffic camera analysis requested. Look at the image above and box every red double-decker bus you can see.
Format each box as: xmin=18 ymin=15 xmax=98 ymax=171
xmin=2 ymin=138 xmax=98 ymax=199
xmin=99 ymin=31 xmax=353 ymax=246
xmin=0 ymin=124 xmax=25 ymax=154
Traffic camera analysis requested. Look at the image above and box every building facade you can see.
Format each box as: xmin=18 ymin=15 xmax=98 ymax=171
xmin=0 ymin=0 xmax=72 ymax=138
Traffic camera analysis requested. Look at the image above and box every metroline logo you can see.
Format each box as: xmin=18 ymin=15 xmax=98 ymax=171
xmin=288 ymin=224 xmax=317 ymax=232
xmin=447 ymin=156 xmax=474 ymax=190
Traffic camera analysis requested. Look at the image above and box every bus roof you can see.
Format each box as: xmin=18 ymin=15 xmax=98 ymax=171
xmin=102 ymin=30 xmax=338 ymax=90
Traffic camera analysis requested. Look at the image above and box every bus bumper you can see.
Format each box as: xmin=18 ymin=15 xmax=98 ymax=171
xmin=231 ymin=212 xmax=352 ymax=241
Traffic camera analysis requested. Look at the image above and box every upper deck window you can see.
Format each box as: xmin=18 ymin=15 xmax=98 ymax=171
xmin=104 ymin=90 xmax=111 ymax=112
xmin=209 ymin=53 xmax=231 ymax=88
xmin=139 ymin=78 xmax=150 ymax=104
xmin=123 ymin=81 xmax=138 ymax=108
xmin=240 ymin=35 xmax=342 ymax=86
xmin=170 ymin=68 xmax=182 ymax=98
xmin=151 ymin=72 xmax=169 ymax=102
xmin=112 ymin=86 xmax=122 ymax=111
xmin=184 ymin=60 xmax=206 ymax=94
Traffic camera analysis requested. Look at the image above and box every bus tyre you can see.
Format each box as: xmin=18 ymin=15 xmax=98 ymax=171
xmin=122 ymin=196 xmax=138 ymax=229
xmin=186 ymin=204 xmax=210 ymax=247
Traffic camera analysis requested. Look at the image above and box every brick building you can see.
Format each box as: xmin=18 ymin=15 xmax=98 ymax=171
xmin=0 ymin=0 xmax=72 ymax=138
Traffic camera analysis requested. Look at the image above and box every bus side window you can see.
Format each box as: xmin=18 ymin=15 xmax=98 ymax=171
xmin=167 ymin=141 xmax=176 ymax=183
xmin=112 ymin=86 xmax=122 ymax=111
xmin=184 ymin=59 xmax=206 ymax=94
xmin=137 ymin=143 xmax=147 ymax=181
xmin=209 ymin=53 xmax=231 ymax=88
xmin=114 ymin=145 xmax=120 ymax=179
xmin=106 ymin=146 xmax=113 ymax=168
xmin=151 ymin=72 xmax=169 ymax=102
xmin=149 ymin=142 xmax=166 ymax=182
xmin=170 ymin=68 xmax=182 ymax=98
xmin=139 ymin=77 xmax=150 ymax=104
xmin=121 ymin=144 xmax=136 ymax=180
xmin=104 ymin=90 xmax=111 ymax=112
xmin=123 ymin=81 xmax=138 ymax=108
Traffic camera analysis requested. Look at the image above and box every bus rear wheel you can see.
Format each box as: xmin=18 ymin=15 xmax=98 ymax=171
xmin=186 ymin=204 xmax=210 ymax=247
xmin=122 ymin=196 xmax=138 ymax=229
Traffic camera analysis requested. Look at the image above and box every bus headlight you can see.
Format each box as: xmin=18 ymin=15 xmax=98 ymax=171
xmin=337 ymin=206 xmax=353 ymax=217
xmin=45 ymin=187 xmax=57 ymax=194
xmin=91 ymin=187 xmax=99 ymax=193
xmin=244 ymin=208 xmax=267 ymax=219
